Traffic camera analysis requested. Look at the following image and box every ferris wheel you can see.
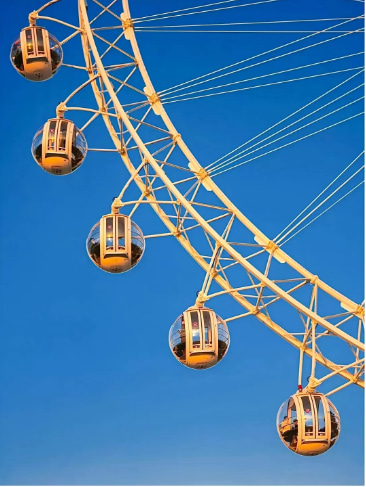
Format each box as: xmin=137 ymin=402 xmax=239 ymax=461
xmin=10 ymin=0 xmax=364 ymax=457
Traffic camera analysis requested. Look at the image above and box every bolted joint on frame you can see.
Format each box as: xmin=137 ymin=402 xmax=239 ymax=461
xmin=172 ymin=133 xmax=181 ymax=144
xmin=266 ymin=240 xmax=279 ymax=253
xmin=254 ymin=235 xmax=285 ymax=263
xmin=197 ymin=167 xmax=209 ymax=182
xmin=354 ymin=304 xmax=365 ymax=319
xmin=122 ymin=17 xmax=134 ymax=30
xmin=147 ymin=91 xmax=160 ymax=106
xmin=352 ymin=373 xmax=362 ymax=383
xmin=310 ymin=275 xmax=319 ymax=285
xmin=300 ymin=343 xmax=307 ymax=352
xmin=121 ymin=13 xmax=134 ymax=40
xmin=341 ymin=300 xmax=365 ymax=318
xmin=143 ymin=87 xmax=163 ymax=116
xmin=187 ymin=160 xmax=213 ymax=191
xmin=252 ymin=307 xmax=260 ymax=316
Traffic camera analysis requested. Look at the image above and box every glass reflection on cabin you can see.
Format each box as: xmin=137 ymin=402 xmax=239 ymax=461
xmin=169 ymin=307 xmax=230 ymax=369
xmin=277 ymin=392 xmax=340 ymax=456
xmin=31 ymin=119 xmax=87 ymax=175
xmin=10 ymin=26 xmax=62 ymax=81
xmin=86 ymin=214 xmax=145 ymax=273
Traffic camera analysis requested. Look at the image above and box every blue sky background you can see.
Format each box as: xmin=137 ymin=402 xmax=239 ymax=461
xmin=0 ymin=0 xmax=364 ymax=485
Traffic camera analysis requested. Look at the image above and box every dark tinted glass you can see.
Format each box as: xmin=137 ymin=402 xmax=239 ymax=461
xmin=301 ymin=396 xmax=314 ymax=435
xmin=190 ymin=311 xmax=200 ymax=348
xmin=105 ymin=217 xmax=114 ymax=250
xmin=25 ymin=29 xmax=34 ymax=55
xmin=203 ymin=311 xmax=212 ymax=346
xmin=48 ymin=121 xmax=57 ymax=151
xmin=59 ymin=121 xmax=68 ymax=150
xmin=36 ymin=28 xmax=44 ymax=54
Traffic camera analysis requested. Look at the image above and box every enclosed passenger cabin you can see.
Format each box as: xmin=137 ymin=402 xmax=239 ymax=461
xmin=10 ymin=26 xmax=62 ymax=81
xmin=31 ymin=118 xmax=87 ymax=175
xmin=277 ymin=392 xmax=340 ymax=456
xmin=86 ymin=213 xmax=145 ymax=273
xmin=169 ymin=307 xmax=230 ymax=369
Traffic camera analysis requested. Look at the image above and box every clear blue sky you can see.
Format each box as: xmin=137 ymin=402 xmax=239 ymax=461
xmin=0 ymin=0 xmax=364 ymax=485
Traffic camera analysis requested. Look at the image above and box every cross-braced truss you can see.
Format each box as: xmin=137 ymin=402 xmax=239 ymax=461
xmin=33 ymin=0 xmax=364 ymax=394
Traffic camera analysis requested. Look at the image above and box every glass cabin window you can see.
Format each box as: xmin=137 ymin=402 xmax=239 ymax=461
xmin=47 ymin=121 xmax=57 ymax=151
xmin=288 ymin=398 xmax=297 ymax=425
xmin=178 ymin=316 xmax=186 ymax=360
xmin=169 ymin=315 xmax=187 ymax=362
xmin=72 ymin=127 xmax=76 ymax=147
xmin=278 ymin=398 xmax=298 ymax=448
xmin=31 ymin=127 xmax=43 ymax=162
xmin=329 ymin=404 xmax=340 ymax=446
xmin=71 ymin=127 xmax=78 ymax=169
xmin=49 ymin=35 xmax=62 ymax=71
xmin=202 ymin=311 xmax=212 ymax=346
xmin=117 ymin=217 xmax=126 ymax=250
xmin=190 ymin=311 xmax=200 ymax=348
xmin=314 ymin=396 xmax=326 ymax=435
xmin=25 ymin=29 xmax=34 ymax=55
xmin=279 ymin=403 xmax=291 ymax=442
xmin=59 ymin=121 xmax=68 ymax=151
xmin=288 ymin=398 xmax=299 ymax=449
xmin=36 ymin=28 xmax=45 ymax=54
xmin=87 ymin=224 xmax=101 ymax=266
xmin=131 ymin=223 xmax=144 ymax=264
xmin=105 ymin=217 xmax=114 ymax=250
xmin=170 ymin=315 xmax=186 ymax=359
xmin=301 ymin=396 xmax=314 ymax=435
xmin=75 ymin=129 xmax=87 ymax=156
xmin=180 ymin=316 xmax=186 ymax=341
xmin=11 ymin=41 xmax=24 ymax=70
xmin=217 ymin=321 xmax=229 ymax=345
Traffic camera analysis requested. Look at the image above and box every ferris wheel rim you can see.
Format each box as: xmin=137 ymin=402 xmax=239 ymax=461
xmin=76 ymin=0 xmax=364 ymax=387
xmin=120 ymin=0 xmax=362 ymax=315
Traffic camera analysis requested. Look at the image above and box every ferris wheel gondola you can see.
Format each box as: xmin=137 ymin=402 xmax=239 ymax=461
xmin=87 ymin=209 xmax=145 ymax=274
xmin=277 ymin=391 xmax=341 ymax=456
xmin=169 ymin=305 xmax=230 ymax=369
xmin=10 ymin=26 xmax=62 ymax=81
xmin=31 ymin=117 xmax=87 ymax=175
